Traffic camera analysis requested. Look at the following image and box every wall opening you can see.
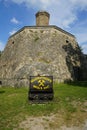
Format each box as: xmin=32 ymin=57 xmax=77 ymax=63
xmin=12 ymin=41 xmax=14 ymax=44
xmin=66 ymin=40 xmax=69 ymax=43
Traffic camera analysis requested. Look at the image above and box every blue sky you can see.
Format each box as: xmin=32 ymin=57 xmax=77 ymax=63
xmin=0 ymin=0 xmax=87 ymax=54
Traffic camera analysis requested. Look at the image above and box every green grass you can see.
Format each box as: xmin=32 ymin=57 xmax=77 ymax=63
xmin=0 ymin=82 xmax=87 ymax=129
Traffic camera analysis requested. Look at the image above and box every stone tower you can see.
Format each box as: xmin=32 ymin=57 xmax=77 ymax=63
xmin=36 ymin=11 xmax=50 ymax=26
xmin=0 ymin=11 xmax=87 ymax=87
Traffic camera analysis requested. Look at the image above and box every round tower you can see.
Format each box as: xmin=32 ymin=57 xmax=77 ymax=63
xmin=36 ymin=11 xmax=50 ymax=26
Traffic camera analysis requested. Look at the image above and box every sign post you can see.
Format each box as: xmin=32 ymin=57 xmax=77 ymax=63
xmin=28 ymin=76 xmax=53 ymax=102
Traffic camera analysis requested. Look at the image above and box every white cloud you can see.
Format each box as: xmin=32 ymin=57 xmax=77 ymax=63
xmin=81 ymin=44 xmax=87 ymax=54
xmin=0 ymin=41 xmax=5 ymax=51
xmin=75 ymin=32 xmax=87 ymax=54
xmin=9 ymin=29 xmax=17 ymax=35
xmin=8 ymin=0 xmax=54 ymax=8
xmin=70 ymin=0 xmax=87 ymax=10
xmin=76 ymin=33 xmax=87 ymax=44
xmin=5 ymin=0 xmax=87 ymax=28
xmin=11 ymin=17 xmax=19 ymax=24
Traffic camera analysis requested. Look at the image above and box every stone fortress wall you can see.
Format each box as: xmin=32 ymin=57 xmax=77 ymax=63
xmin=0 ymin=11 xmax=87 ymax=87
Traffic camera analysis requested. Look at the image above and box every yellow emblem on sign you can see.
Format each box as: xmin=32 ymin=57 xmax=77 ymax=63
xmin=31 ymin=77 xmax=52 ymax=83
xmin=38 ymin=79 xmax=45 ymax=86
xmin=33 ymin=85 xmax=49 ymax=90
xmin=31 ymin=76 xmax=53 ymax=90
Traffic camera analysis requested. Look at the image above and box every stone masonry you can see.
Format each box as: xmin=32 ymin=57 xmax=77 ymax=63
xmin=0 ymin=11 xmax=86 ymax=87
xmin=36 ymin=11 xmax=50 ymax=26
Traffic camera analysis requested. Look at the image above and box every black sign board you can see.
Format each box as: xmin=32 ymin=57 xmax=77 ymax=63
xmin=29 ymin=76 xmax=53 ymax=101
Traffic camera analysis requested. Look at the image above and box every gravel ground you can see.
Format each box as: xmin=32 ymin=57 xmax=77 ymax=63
xmin=13 ymin=116 xmax=87 ymax=130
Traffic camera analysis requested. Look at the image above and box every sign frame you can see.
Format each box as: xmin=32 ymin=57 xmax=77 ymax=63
xmin=28 ymin=76 xmax=54 ymax=101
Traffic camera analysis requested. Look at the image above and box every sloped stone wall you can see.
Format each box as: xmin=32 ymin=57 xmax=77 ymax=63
xmin=0 ymin=26 xmax=82 ymax=87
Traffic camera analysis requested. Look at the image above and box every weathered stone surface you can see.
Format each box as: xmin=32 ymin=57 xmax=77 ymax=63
xmin=0 ymin=26 xmax=85 ymax=87
xmin=36 ymin=11 xmax=50 ymax=26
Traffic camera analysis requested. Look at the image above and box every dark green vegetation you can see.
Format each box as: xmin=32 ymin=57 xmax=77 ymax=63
xmin=0 ymin=50 xmax=2 ymax=57
xmin=0 ymin=82 xmax=87 ymax=129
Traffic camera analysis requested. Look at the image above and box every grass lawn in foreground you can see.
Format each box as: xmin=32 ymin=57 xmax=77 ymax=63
xmin=0 ymin=82 xmax=87 ymax=129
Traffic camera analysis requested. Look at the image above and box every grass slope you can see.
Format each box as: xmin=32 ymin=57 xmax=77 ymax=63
xmin=0 ymin=82 xmax=87 ymax=129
